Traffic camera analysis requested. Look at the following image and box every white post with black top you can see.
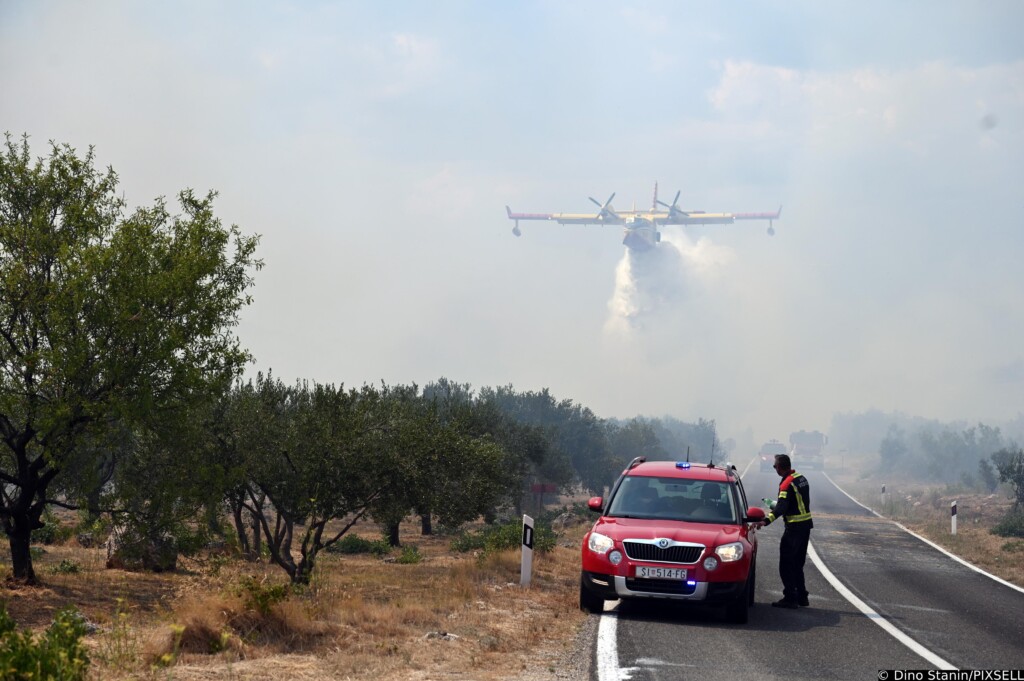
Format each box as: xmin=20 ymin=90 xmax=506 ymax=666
xmin=951 ymin=500 xmax=957 ymax=535
xmin=520 ymin=514 xmax=534 ymax=586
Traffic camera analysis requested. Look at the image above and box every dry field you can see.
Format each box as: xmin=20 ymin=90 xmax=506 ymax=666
xmin=4 ymin=470 xmax=1022 ymax=680
xmin=1 ymin=515 xmax=593 ymax=681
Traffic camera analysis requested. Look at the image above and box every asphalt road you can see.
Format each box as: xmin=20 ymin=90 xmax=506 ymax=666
xmin=588 ymin=462 xmax=1024 ymax=680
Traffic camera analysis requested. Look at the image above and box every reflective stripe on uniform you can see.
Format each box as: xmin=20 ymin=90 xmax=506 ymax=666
xmin=785 ymin=473 xmax=812 ymax=524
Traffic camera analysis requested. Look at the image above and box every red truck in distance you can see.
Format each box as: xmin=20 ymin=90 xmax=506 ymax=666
xmin=789 ymin=430 xmax=827 ymax=471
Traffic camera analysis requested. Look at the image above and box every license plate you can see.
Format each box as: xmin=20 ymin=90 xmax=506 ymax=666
xmin=636 ymin=566 xmax=687 ymax=580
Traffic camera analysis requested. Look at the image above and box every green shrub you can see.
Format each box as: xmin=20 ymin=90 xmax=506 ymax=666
xmin=991 ymin=509 xmax=1024 ymax=538
xmin=75 ymin=514 xmax=111 ymax=540
xmin=1000 ymin=540 xmax=1024 ymax=553
xmin=50 ymin=559 xmax=80 ymax=575
xmin=174 ymin=525 xmax=210 ymax=557
xmin=325 ymin=534 xmax=391 ymax=556
xmin=0 ymin=604 xmax=90 ymax=680
xmin=32 ymin=509 xmax=74 ymax=545
xmin=397 ymin=546 xmax=422 ymax=564
xmin=450 ymin=520 xmax=556 ymax=555
xmin=370 ymin=540 xmax=392 ymax=557
xmin=483 ymin=522 xmax=528 ymax=553
xmin=449 ymin=531 xmax=486 ymax=553
xmin=237 ymin=576 xmax=290 ymax=615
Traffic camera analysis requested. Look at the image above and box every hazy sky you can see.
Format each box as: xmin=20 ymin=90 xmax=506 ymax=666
xmin=2 ymin=1 xmax=1022 ymax=446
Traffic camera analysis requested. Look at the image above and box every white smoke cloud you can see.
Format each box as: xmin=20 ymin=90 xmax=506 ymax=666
xmin=604 ymin=229 xmax=736 ymax=337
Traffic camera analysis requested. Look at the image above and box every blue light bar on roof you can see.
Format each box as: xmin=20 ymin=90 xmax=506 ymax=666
xmin=676 ymin=462 xmax=691 ymax=469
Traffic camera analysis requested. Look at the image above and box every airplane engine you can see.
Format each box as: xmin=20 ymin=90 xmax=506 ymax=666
xmin=512 ymin=224 xmax=522 ymax=237
xmin=767 ymin=225 xmax=775 ymax=236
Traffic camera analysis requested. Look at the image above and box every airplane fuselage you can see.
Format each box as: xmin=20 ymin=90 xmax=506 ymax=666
xmin=622 ymin=217 xmax=661 ymax=252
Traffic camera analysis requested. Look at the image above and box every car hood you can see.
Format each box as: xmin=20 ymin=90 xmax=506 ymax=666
xmin=593 ymin=517 xmax=742 ymax=546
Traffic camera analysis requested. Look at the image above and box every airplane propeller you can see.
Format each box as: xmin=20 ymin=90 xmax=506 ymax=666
xmin=656 ymin=190 xmax=688 ymax=219
xmin=588 ymin=193 xmax=618 ymax=220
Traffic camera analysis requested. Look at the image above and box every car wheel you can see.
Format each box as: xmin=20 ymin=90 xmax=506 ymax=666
xmin=726 ymin=575 xmax=751 ymax=624
xmin=579 ymin=575 xmax=605 ymax=614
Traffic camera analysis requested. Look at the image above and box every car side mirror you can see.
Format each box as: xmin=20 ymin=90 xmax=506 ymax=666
xmin=745 ymin=507 xmax=766 ymax=522
xmin=587 ymin=496 xmax=604 ymax=512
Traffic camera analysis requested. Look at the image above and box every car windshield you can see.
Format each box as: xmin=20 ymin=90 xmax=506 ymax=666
xmin=607 ymin=476 xmax=738 ymax=524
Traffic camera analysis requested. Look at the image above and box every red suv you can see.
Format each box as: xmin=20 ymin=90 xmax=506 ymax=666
xmin=580 ymin=458 xmax=765 ymax=623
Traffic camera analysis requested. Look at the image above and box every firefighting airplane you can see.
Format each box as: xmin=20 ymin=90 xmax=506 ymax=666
xmin=506 ymin=183 xmax=781 ymax=252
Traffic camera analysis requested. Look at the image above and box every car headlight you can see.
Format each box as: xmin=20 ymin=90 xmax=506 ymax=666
xmin=587 ymin=532 xmax=615 ymax=554
xmin=715 ymin=542 xmax=744 ymax=562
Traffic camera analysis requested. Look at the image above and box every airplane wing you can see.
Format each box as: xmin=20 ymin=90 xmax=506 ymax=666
xmin=659 ymin=207 xmax=782 ymax=226
xmin=506 ymin=207 xmax=624 ymax=226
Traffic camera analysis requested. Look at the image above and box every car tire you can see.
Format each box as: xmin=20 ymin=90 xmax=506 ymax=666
xmin=726 ymin=574 xmax=751 ymax=624
xmin=579 ymin=575 xmax=605 ymax=614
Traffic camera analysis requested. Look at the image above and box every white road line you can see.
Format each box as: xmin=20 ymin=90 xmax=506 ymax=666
xmin=807 ymin=541 xmax=956 ymax=670
xmin=748 ymin=459 xmax=958 ymax=669
xmin=595 ymin=459 xmax=995 ymax=676
xmin=823 ymin=471 xmax=1024 ymax=595
xmin=596 ymin=609 xmax=638 ymax=681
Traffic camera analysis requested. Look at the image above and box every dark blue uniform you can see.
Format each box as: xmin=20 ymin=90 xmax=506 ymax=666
xmin=765 ymin=471 xmax=812 ymax=606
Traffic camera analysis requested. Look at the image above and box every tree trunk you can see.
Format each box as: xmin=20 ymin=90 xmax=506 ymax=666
xmin=205 ymin=503 xmax=223 ymax=536
xmin=420 ymin=513 xmax=432 ymax=536
xmin=251 ymin=510 xmax=262 ymax=559
xmin=387 ymin=521 xmax=401 ymax=547
xmin=85 ymin=485 xmax=104 ymax=524
xmin=8 ymin=522 xmax=37 ymax=585
xmin=293 ymin=561 xmax=312 ymax=584
xmin=231 ymin=502 xmax=251 ymax=558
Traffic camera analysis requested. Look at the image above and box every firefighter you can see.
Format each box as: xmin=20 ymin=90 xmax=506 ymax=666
xmin=758 ymin=453 xmax=813 ymax=608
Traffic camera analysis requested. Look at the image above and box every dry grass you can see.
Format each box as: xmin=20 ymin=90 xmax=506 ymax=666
xmin=6 ymin=473 xmax=1018 ymax=679
xmin=0 ymin=516 xmax=589 ymax=681
xmin=830 ymin=461 xmax=1024 ymax=589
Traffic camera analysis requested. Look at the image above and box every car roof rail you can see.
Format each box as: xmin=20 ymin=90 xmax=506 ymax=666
xmin=627 ymin=456 xmax=647 ymax=470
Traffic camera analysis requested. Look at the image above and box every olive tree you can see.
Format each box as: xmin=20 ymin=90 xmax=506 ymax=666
xmin=370 ymin=386 xmax=517 ymax=544
xmin=992 ymin=447 xmax=1024 ymax=509
xmin=236 ymin=376 xmax=398 ymax=584
xmin=0 ymin=135 xmax=260 ymax=583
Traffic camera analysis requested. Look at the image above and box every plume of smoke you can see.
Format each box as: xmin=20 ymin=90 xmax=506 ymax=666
xmin=604 ymin=229 xmax=735 ymax=337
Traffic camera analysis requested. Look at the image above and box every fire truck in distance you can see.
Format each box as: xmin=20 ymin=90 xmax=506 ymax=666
xmin=758 ymin=440 xmax=789 ymax=472
xmin=789 ymin=430 xmax=827 ymax=471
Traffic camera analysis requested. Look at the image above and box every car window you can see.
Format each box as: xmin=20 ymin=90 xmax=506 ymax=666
xmin=606 ymin=476 xmax=664 ymax=517
xmin=607 ymin=476 xmax=738 ymax=523
xmin=735 ymin=478 xmax=749 ymax=514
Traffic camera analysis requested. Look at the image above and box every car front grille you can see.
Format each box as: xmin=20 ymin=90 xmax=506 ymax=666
xmin=623 ymin=541 xmax=703 ymax=564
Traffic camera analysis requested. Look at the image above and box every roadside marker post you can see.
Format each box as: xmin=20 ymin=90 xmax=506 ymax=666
xmin=520 ymin=514 xmax=534 ymax=586
xmin=881 ymin=484 xmax=886 ymax=507
xmin=951 ymin=500 xmax=957 ymax=535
